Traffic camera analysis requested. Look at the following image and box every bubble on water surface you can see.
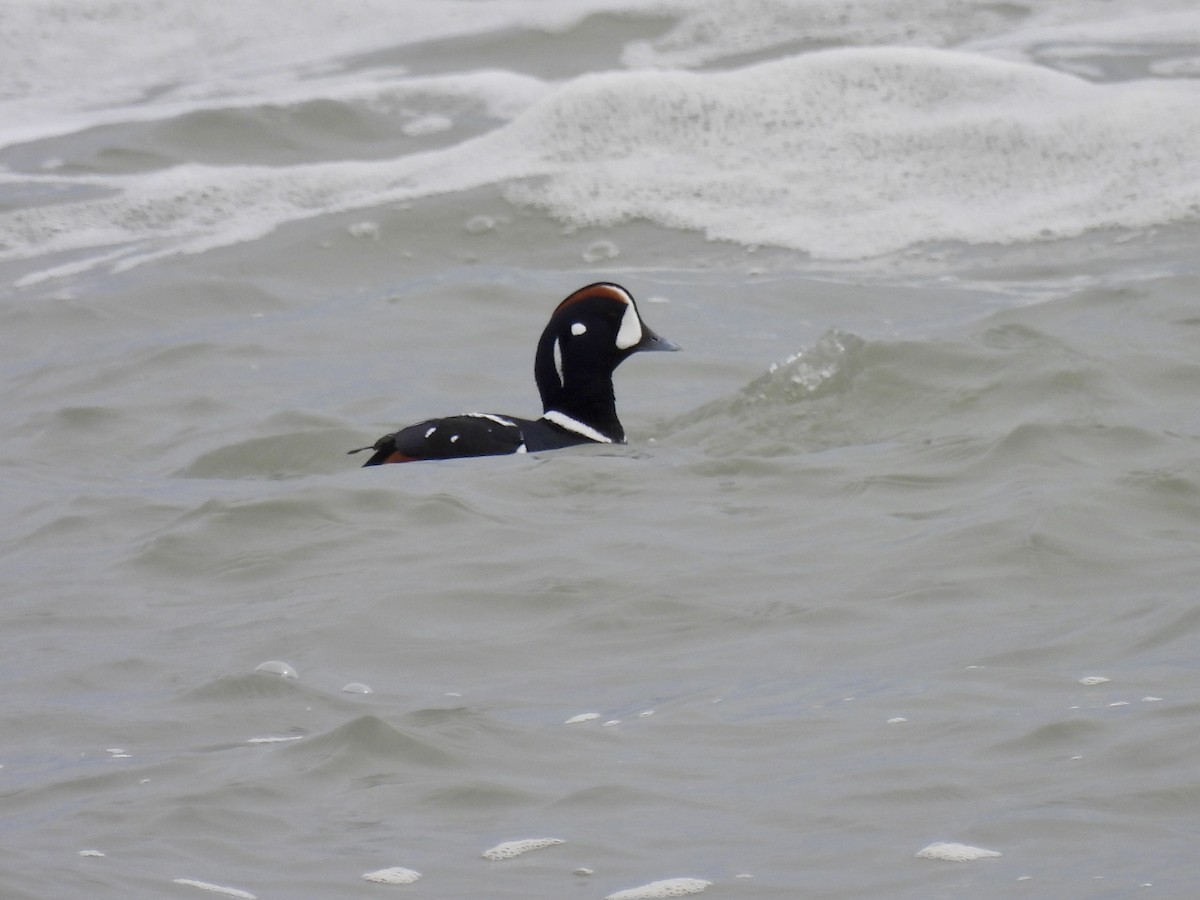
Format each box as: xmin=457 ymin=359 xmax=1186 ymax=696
xmin=582 ymin=239 xmax=619 ymax=263
xmin=915 ymin=842 xmax=1001 ymax=861
xmin=342 ymin=682 xmax=373 ymax=694
xmin=402 ymin=114 xmax=453 ymax=136
xmin=361 ymin=866 xmax=421 ymax=884
xmin=482 ymin=838 xmax=564 ymax=860
xmin=78 ymin=849 xmax=105 ymax=857
xmin=464 ymin=214 xmax=500 ymax=233
xmin=347 ymin=220 xmax=380 ymax=240
xmin=254 ymin=660 xmax=297 ymax=678
xmin=606 ymin=877 xmax=712 ymax=899
xmin=1078 ymin=675 xmax=1110 ymax=685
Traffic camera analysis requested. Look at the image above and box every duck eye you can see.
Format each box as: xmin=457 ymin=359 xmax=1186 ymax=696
xmin=570 ymin=322 xmax=587 ymax=336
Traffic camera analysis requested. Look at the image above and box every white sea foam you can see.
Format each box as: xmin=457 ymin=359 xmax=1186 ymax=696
xmin=500 ymin=49 xmax=1200 ymax=258
xmin=915 ymin=842 xmax=1002 ymax=861
xmin=0 ymin=1 xmax=583 ymax=141
xmin=606 ymin=877 xmax=712 ymax=899
xmin=565 ymin=712 xmax=602 ymax=724
xmin=3 ymin=2 xmax=1200 ymax=281
xmin=246 ymin=735 xmax=304 ymax=744
xmin=621 ymin=0 xmax=1023 ymax=69
xmin=361 ymin=866 xmax=421 ymax=884
xmin=6 ymin=0 xmax=1192 ymax=141
xmin=481 ymin=837 xmax=565 ymax=860
xmin=625 ymin=0 xmax=1200 ymax=70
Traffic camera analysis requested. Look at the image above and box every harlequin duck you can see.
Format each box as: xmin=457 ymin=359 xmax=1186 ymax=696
xmin=350 ymin=282 xmax=679 ymax=465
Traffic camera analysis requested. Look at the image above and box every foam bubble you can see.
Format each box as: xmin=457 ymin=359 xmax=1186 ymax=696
xmin=172 ymin=879 xmax=257 ymax=899
xmin=582 ymin=239 xmax=620 ymax=263
xmin=253 ymin=660 xmax=297 ymax=678
xmin=1079 ymin=675 xmax=1111 ymax=685
xmin=78 ymin=849 xmax=105 ymax=858
xmin=361 ymin=866 xmax=421 ymax=884
xmin=465 ymin=214 xmax=501 ymax=234
xmin=342 ymin=682 xmax=373 ymax=694
xmin=606 ymin=877 xmax=712 ymax=899
xmin=402 ymin=114 xmax=454 ymax=136
xmin=347 ymin=221 xmax=380 ymax=241
xmin=482 ymin=838 xmax=565 ymax=860
xmin=915 ymin=842 xmax=1002 ymax=862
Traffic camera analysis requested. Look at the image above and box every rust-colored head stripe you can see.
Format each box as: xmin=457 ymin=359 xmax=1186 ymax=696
xmin=552 ymin=282 xmax=632 ymax=316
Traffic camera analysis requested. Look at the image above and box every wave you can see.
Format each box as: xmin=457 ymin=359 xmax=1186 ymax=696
xmin=4 ymin=42 xmax=1200 ymax=282
xmin=663 ymin=305 xmax=1183 ymax=465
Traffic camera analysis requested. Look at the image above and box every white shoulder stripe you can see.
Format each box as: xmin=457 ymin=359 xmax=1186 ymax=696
xmin=542 ymin=410 xmax=613 ymax=443
xmin=465 ymin=413 xmax=517 ymax=428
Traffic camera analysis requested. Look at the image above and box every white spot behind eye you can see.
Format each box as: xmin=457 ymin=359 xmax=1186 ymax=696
xmin=424 ymin=427 xmax=437 ymax=438
xmin=553 ymin=337 xmax=564 ymax=386
xmin=571 ymin=322 xmax=587 ymax=336
xmin=615 ymin=301 xmax=642 ymax=349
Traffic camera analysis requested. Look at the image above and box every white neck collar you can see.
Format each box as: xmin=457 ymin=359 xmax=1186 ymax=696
xmin=542 ymin=410 xmax=614 ymax=444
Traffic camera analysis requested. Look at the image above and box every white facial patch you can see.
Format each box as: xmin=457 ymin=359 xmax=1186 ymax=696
xmin=615 ymin=301 xmax=643 ymax=350
xmin=571 ymin=322 xmax=587 ymax=336
xmin=553 ymin=336 xmax=564 ymax=387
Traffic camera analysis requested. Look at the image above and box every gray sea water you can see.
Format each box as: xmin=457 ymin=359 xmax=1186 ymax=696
xmin=3 ymin=2 xmax=1200 ymax=898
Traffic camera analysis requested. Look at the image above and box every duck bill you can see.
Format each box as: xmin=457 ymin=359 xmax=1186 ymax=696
xmin=635 ymin=326 xmax=681 ymax=353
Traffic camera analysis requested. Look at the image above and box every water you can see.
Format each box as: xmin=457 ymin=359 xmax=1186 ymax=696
xmin=3 ymin=2 xmax=1200 ymax=898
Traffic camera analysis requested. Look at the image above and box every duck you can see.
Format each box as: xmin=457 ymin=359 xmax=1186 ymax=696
xmin=350 ymin=282 xmax=679 ymax=465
